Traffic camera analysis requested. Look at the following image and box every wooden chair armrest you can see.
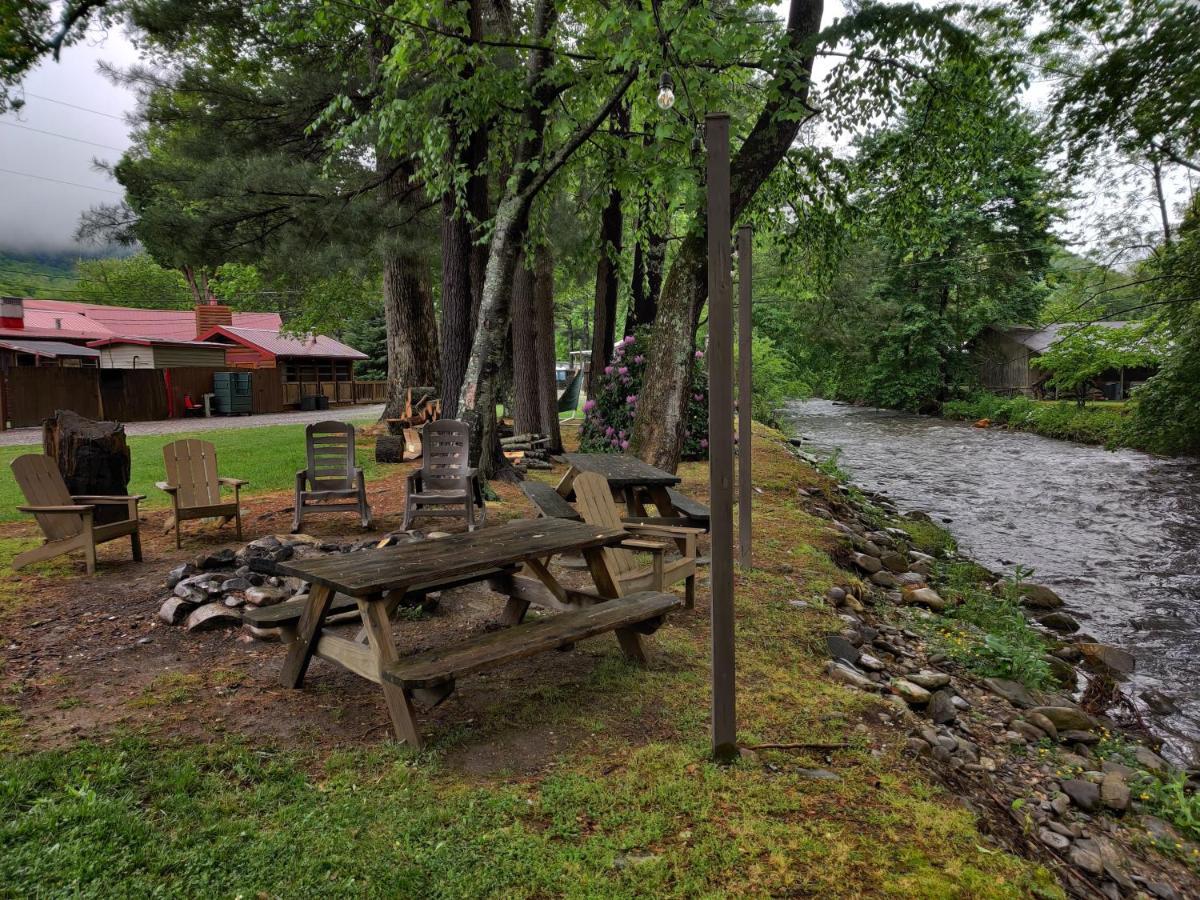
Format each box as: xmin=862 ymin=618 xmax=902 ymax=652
xmin=620 ymin=537 xmax=672 ymax=552
xmin=624 ymin=522 xmax=706 ymax=537
xmin=71 ymin=494 xmax=146 ymax=503
xmin=219 ymin=477 xmax=249 ymax=487
xmin=156 ymin=482 xmax=178 ymax=493
xmin=19 ymin=504 xmax=93 ymax=514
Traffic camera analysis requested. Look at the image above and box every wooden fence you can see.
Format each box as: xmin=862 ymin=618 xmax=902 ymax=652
xmin=3 ymin=368 xmax=386 ymax=429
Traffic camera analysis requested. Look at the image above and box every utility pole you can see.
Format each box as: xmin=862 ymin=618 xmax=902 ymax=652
xmin=706 ymin=113 xmax=737 ymax=762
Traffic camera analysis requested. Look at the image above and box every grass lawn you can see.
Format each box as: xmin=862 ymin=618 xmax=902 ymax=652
xmin=0 ymin=424 xmax=1062 ymax=897
xmin=0 ymin=418 xmax=380 ymax=523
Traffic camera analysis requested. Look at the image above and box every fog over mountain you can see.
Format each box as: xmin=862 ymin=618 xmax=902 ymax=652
xmin=0 ymin=26 xmax=137 ymax=253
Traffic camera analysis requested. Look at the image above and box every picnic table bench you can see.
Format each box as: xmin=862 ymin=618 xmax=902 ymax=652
xmin=521 ymin=480 xmax=582 ymax=521
xmin=557 ymin=453 xmax=710 ymax=531
xmin=270 ymin=518 xmax=683 ymax=747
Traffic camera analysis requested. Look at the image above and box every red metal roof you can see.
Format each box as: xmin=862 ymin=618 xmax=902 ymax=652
xmin=198 ymin=325 xmax=367 ymax=360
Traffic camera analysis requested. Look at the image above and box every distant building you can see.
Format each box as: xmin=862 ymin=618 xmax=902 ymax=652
xmin=0 ymin=296 xmax=376 ymax=429
xmin=973 ymin=322 xmax=1156 ymax=400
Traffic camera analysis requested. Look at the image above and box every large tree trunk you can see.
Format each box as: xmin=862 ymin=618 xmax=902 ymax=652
xmin=510 ymin=253 xmax=542 ymax=433
xmin=587 ymin=182 xmax=623 ymax=397
xmin=631 ymin=0 xmax=823 ymax=470
xmin=381 ymin=249 xmax=440 ymax=419
xmin=534 ymin=242 xmax=563 ymax=451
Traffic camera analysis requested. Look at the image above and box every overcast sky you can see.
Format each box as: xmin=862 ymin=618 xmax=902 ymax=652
xmin=0 ymin=24 xmax=138 ymax=253
xmin=0 ymin=3 xmax=1190 ymax=259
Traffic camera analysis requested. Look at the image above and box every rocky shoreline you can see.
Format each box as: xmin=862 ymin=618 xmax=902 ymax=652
xmin=789 ymin=442 xmax=1200 ymax=899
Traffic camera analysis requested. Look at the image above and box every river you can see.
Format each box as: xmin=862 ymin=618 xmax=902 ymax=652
xmin=784 ymin=399 xmax=1200 ymax=756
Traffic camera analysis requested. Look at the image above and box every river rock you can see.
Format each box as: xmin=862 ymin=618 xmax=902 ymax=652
xmin=1011 ymin=719 xmax=1047 ymax=743
xmin=1061 ymin=778 xmax=1100 ymax=812
xmin=907 ymin=670 xmax=951 ymax=690
xmin=185 ymin=602 xmax=242 ymax=632
xmin=165 ymin=562 xmax=196 ymax=589
xmin=220 ymin=577 xmax=252 ymax=593
xmin=1038 ymin=827 xmax=1071 ymax=852
xmin=826 ymin=586 xmax=846 ymax=604
xmin=1060 ymin=729 xmax=1099 ymax=745
xmin=880 ymin=551 xmax=909 ymax=573
xmin=158 ymin=596 xmax=195 ymax=625
xmin=1029 ymin=705 xmax=1095 ymax=732
xmin=927 ymin=689 xmax=957 ymax=725
xmin=825 ymin=660 xmax=876 ymax=691
xmin=195 ymin=547 xmax=236 ymax=570
xmin=1077 ymin=642 xmax=1136 ymax=675
xmin=869 ymin=570 xmax=897 ymax=588
xmin=1100 ymin=771 xmax=1130 ymax=812
xmin=1069 ymin=840 xmax=1104 ymax=875
xmin=984 ymin=677 xmax=1038 ymax=709
xmin=825 ymin=634 xmax=860 ymax=666
xmin=857 ymin=652 xmax=886 ymax=672
xmin=852 ymin=553 xmax=882 ymax=574
xmin=1017 ymin=582 xmax=1063 ymax=609
xmin=1038 ymin=612 xmax=1080 ymax=633
xmin=891 ymin=678 xmax=931 ymax=706
xmin=902 ymin=587 xmax=947 ymax=612
xmin=1025 ymin=711 xmax=1059 ymax=742
xmin=1139 ymin=688 xmax=1179 ymax=715
xmin=1135 ymin=746 xmax=1168 ymax=773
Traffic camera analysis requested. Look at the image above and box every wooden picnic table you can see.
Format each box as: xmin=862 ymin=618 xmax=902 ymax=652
xmin=557 ymin=452 xmax=681 ymax=518
xmin=272 ymin=517 xmax=678 ymax=746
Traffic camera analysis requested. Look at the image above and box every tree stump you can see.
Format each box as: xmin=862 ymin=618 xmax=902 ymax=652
xmin=375 ymin=435 xmax=409 ymax=464
xmin=42 ymin=410 xmax=132 ymax=525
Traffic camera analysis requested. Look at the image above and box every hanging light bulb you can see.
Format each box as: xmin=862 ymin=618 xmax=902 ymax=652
xmin=656 ymin=71 xmax=676 ymax=110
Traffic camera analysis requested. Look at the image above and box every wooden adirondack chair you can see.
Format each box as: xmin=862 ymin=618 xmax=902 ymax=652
xmin=11 ymin=454 xmax=143 ymax=575
xmin=572 ymin=471 xmax=699 ymax=607
xmin=157 ymin=439 xmax=247 ymax=548
xmin=401 ymin=419 xmax=485 ymax=531
xmin=293 ymin=420 xmax=371 ymax=532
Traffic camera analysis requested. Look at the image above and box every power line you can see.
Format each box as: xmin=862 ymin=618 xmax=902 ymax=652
xmin=17 ymin=92 xmax=127 ymax=121
xmin=0 ymin=167 xmax=123 ymax=194
xmin=0 ymin=120 xmax=126 ymax=152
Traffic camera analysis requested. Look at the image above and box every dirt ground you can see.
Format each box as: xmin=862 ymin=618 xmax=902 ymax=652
xmin=0 ymin=457 xmax=706 ymax=776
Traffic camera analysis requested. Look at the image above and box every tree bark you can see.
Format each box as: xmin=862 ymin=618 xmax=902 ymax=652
xmin=42 ymin=410 xmax=131 ymax=526
xmin=631 ymin=0 xmax=824 ymax=471
xmin=587 ymin=180 xmax=623 ymax=397
xmin=625 ymin=211 xmax=664 ymax=333
xmin=510 ymin=253 xmax=542 ymax=433
xmin=381 ymin=246 xmax=440 ymax=419
xmin=533 ymin=241 xmax=563 ymax=452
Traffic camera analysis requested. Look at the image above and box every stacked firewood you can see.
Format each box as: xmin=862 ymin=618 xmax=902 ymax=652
xmin=501 ymin=433 xmax=553 ymax=470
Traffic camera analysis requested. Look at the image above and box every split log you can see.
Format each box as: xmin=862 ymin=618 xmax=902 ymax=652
xmin=42 ymin=410 xmax=131 ymax=525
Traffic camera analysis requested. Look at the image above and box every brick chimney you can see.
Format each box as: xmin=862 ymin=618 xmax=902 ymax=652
xmin=195 ymin=302 xmax=233 ymax=337
xmin=1 ymin=297 xmax=24 ymax=330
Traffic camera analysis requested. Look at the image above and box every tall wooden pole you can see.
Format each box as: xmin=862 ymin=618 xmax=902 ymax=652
xmin=706 ymin=114 xmax=737 ymax=762
xmin=737 ymin=226 xmax=753 ymax=570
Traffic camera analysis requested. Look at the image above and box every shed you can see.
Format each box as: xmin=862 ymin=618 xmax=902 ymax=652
xmin=86 ymin=337 xmax=229 ymax=369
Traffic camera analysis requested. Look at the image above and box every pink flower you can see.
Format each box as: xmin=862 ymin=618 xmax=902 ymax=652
xmin=633 ymin=355 xmax=644 ymax=364
xmin=623 ymin=335 xmax=636 ymax=346
xmin=583 ymin=399 xmax=596 ymax=412
xmin=700 ymin=438 xmax=709 ymax=448
xmin=693 ymin=393 xmax=703 ymax=401
xmin=604 ymin=426 xmax=614 ymax=437
xmin=695 ymin=350 xmax=704 ymax=359
xmin=626 ymin=395 xmax=638 ymax=405
xmin=604 ymin=365 xmax=614 ymax=375
xmin=610 ymin=439 xmax=620 ymax=447
xmin=618 ymin=366 xmax=628 ymax=375
xmin=620 ymin=440 xmax=630 ymax=450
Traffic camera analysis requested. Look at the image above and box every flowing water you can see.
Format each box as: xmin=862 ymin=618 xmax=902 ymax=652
xmin=784 ymin=399 xmax=1200 ymax=755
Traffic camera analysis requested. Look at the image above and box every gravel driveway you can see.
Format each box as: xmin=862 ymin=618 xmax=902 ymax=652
xmin=0 ymin=404 xmax=386 ymax=448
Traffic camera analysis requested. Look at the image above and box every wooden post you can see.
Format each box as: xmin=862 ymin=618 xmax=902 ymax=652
xmin=706 ymin=114 xmax=737 ymax=762
xmin=737 ymin=225 xmax=753 ymax=570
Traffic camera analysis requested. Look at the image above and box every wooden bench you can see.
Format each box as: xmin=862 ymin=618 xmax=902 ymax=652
xmin=663 ymin=488 xmax=709 ymax=530
xmin=383 ymin=590 xmax=682 ymax=692
xmin=243 ymin=566 xmax=516 ymax=633
xmin=520 ymin=481 xmax=582 ymax=521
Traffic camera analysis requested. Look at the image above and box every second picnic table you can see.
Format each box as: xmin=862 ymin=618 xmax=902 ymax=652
xmin=557 ymin=452 xmax=682 ymax=518
xmin=267 ymin=517 xmax=682 ymax=747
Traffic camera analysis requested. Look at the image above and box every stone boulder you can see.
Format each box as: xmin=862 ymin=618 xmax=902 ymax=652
xmin=1017 ymin=582 xmax=1063 ymax=609
xmin=185 ymin=602 xmax=242 ymax=632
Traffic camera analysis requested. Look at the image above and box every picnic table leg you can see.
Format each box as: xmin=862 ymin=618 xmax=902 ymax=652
xmin=555 ymin=466 xmax=579 ymax=498
xmin=582 ymin=545 xmax=650 ymax=664
xmin=645 ymin=486 xmax=677 ymax=518
xmin=356 ymin=593 xmax=422 ymax=747
xmin=280 ymin=583 xmax=337 ymax=688
xmin=622 ymin=486 xmax=648 ymax=517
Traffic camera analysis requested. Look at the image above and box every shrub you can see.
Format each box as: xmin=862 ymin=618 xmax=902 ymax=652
xmin=580 ymin=332 xmax=709 ymax=459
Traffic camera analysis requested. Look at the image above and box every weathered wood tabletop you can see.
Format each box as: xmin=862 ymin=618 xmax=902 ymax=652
xmin=274 ymin=517 xmax=632 ymax=746
xmin=559 ymin=453 xmax=681 ymax=489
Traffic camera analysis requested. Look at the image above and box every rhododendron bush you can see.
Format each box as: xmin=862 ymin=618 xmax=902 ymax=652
xmin=581 ymin=332 xmax=709 ymax=460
